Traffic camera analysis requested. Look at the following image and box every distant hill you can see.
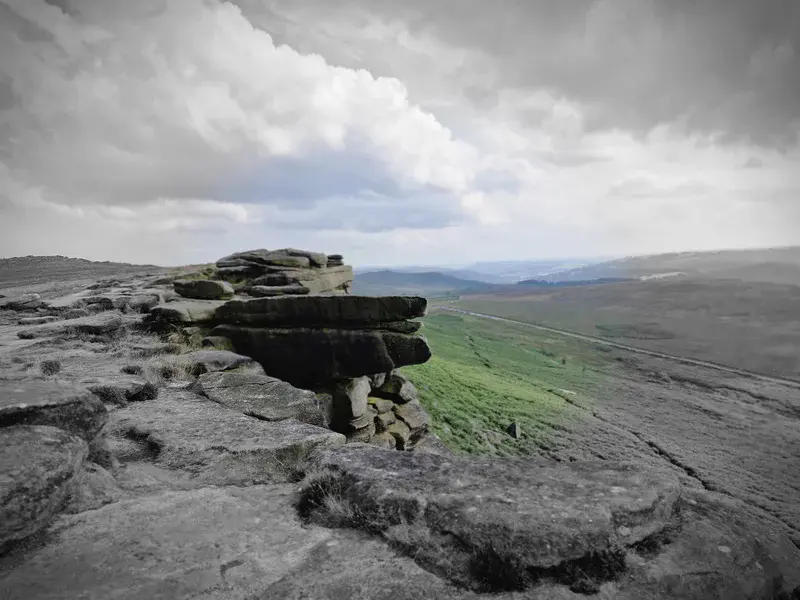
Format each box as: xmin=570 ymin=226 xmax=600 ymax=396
xmin=351 ymin=270 xmax=498 ymax=297
xmin=540 ymin=246 xmax=800 ymax=286
xmin=0 ymin=255 xmax=165 ymax=288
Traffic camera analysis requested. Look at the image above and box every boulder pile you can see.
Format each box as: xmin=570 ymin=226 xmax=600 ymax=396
xmin=214 ymin=248 xmax=353 ymax=296
xmin=143 ymin=249 xmax=434 ymax=449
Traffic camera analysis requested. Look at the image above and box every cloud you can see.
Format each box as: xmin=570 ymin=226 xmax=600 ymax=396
xmin=0 ymin=0 xmax=480 ymax=212
xmin=0 ymin=0 xmax=799 ymax=266
xmin=244 ymin=0 xmax=800 ymax=148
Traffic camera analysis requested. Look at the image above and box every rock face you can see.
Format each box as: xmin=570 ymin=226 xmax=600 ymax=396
xmin=174 ymin=278 xmax=234 ymax=300
xmin=107 ymin=389 xmax=345 ymax=485
xmin=215 ymin=248 xmax=353 ymax=296
xmin=215 ymin=295 xmax=426 ymax=327
xmin=215 ymin=326 xmax=431 ymax=388
xmin=0 ymin=426 xmax=88 ymax=553
xmin=0 ymin=485 xmax=335 ymax=600
xmin=303 ymin=446 xmax=682 ymax=590
xmin=0 ymin=380 xmax=108 ymax=442
xmin=193 ymin=370 xmax=330 ymax=426
xmin=17 ymin=312 xmax=124 ymax=340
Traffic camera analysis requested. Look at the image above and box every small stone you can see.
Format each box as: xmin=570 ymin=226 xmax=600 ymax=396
xmin=393 ymin=401 xmax=429 ymax=431
xmin=368 ymin=397 xmax=394 ymax=414
xmin=333 ymin=376 xmax=371 ymax=421
xmin=375 ymin=410 xmax=397 ymax=433
xmin=508 ymin=422 xmax=521 ymax=439
xmin=386 ymin=420 xmax=412 ymax=449
xmin=717 ymin=545 xmax=731 ymax=554
xmin=369 ymin=432 xmax=397 ymax=450
xmin=617 ymin=526 xmax=631 ymax=537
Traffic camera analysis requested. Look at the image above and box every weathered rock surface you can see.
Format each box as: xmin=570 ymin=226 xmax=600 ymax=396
xmin=0 ymin=380 xmax=108 ymax=441
xmin=0 ymin=292 xmax=43 ymax=311
xmin=374 ymin=369 xmax=420 ymax=404
xmin=214 ymin=326 xmax=431 ymax=387
xmin=333 ymin=376 xmax=370 ymax=422
xmin=17 ymin=312 xmax=123 ymax=340
xmin=247 ymin=284 xmax=311 ymax=297
xmin=145 ymin=299 xmax=225 ymax=327
xmin=174 ymin=278 xmax=234 ymax=300
xmin=107 ymin=390 xmax=345 ymax=484
xmin=173 ymin=349 xmax=258 ymax=376
xmin=0 ymin=425 xmax=88 ymax=552
xmin=64 ymin=463 xmax=126 ymax=515
xmin=17 ymin=316 xmax=59 ymax=326
xmin=0 ymin=486 xmax=335 ymax=600
xmin=87 ymin=377 xmax=159 ymax=406
xmin=193 ymin=370 xmax=328 ymax=426
xmin=215 ymin=295 xmax=426 ymax=327
xmin=304 ymin=446 xmax=681 ymax=590
xmin=393 ymin=400 xmax=429 ymax=431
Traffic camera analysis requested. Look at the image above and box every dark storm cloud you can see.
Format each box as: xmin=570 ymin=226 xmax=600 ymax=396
xmin=245 ymin=0 xmax=800 ymax=148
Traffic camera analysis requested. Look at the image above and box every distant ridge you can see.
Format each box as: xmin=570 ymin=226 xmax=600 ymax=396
xmin=538 ymin=246 xmax=800 ymax=286
xmin=0 ymin=255 xmax=165 ymax=287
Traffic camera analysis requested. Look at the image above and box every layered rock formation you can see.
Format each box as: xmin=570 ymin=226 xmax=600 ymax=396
xmin=214 ymin=248 xmax=353 ymax=296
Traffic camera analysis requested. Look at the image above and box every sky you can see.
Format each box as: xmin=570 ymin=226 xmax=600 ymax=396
xmin=0 ymin=0 xmax=798 ymax=267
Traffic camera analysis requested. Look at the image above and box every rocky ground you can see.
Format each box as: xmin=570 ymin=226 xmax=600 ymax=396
xmin=1 ymin=255 xmax=799 ymax=599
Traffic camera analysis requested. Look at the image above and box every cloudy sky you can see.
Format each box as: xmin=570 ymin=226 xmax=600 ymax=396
xmin=1 ymin=0 xmax=798 ymax=267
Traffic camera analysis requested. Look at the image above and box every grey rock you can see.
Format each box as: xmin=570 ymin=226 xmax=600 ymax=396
xmin=17 ymin=316 xmax=59 ymax=326
xmin=144 ymin=299 xmax=226 ymax=328
xmin=333 ymin=376 xmax=370 ymax=422
xmin=368 ymin=396 xmax=394 ymax=414
xmin=200 ymin=335 xmax=233 ymax=350
xmin=0 ymin=380 xmax=108 ymax=441
xmin=375 ymin=411 xmax=396 ymax=433
xmin=175 ymin=350 xmax=257 ymax=376
xmin=214 ymin=326 xmax=431 ymax=388
xmin=0 ymin=425 xmax=88 ymax=553
xmin=374 ymin=370 xmax=420 ymax=404
xmin=87 ymin=377 xmax=159 ymax=406
xmin=368 ymin=372 xmax=387 ymax=389
xmin=0 ymin=293 xmax=43 ymax=311
xmin=108 ymin=389 xmax=345 ymax=485
xmin=393 ymin=401 xmax=429 ymax=431
xmin=369 ymin=431 xmax=397 ymax=450
xmin=411 ymin=432 xmax=453 ymax=456
xmin=17 ymin=312 xmax=123 ymax=340
xmin=215 ymin=295 xmax=426 ymax=328
xmin=64 ymin=463 xmax=125 ymax=515
xmin=193 ymin=370 xmax=327 ymax=426
xmin=127 ymin=293 xmax=160 ymax=313
xmin=386 ymin=420 xmax=412 ymax=449
xmin=346 ymin=420 xmax=376 ymax=444
xmin=174 ymin=279 xmax=234 ymax=300
xmin=508 ymin=422 xmax=521 ymax=439
xmin=1 ymin=485 xmax=334 ymax=600
xmin=247 ymin=284 xmax=311 ymax=297
xmin=305 ymin=447 xmax=681 ymax=589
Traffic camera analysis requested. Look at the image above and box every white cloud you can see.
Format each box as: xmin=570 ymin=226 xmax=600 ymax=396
xmin=0 ymin=0 xmax=798 ymax=266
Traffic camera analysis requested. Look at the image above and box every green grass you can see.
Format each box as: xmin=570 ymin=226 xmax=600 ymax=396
xmin=404 ymin=311 xmax=614 ymax=457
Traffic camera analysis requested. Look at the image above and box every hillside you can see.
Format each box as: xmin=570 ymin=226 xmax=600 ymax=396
xmin=542 ymin=246 xmax=800 ymax=285
xmin=0 ymin=255 xmax=165 ymax=288
xmin=351 ymin=269 xmax=497 ymax=297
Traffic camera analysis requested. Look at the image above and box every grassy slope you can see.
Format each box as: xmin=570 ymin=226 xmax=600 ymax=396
xmin=404 ymin=309 xmax=614 ymax=457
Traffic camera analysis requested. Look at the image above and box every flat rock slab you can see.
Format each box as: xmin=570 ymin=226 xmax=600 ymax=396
xmin=174 ymin=279 xmax=234 ymax=300
xmin=0 ymin=425 xmax=88 ymax=552
xmin=0 ymin=485 xmax=334 ymax=600
xmin=193 ymin=370 xmax=328 ymax=426
xmin=0 ymin=380 xmax=108 ymax=441
xmin=145 ymin=299 xmax=226 ymax=327
xmin=214 ymin=326 xmax=432 ymax=388
xmin=174 ymin=349 xmax=257 ymax=376
xmin=17 ymin=312 xmax=123 ymax=340
xmin=306 ymin=446 xmax=681 ymax=584
xmin=108 ymin=390 xmax=345 ymax=485
xmin=215 ymin=295 xmax=427 ymax=327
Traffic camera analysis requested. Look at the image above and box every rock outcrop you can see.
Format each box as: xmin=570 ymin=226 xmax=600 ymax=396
xmin=215 ymin=248 xmax=353 ymax=296
xmin=2 ymin=251 xmax=799 ymax=600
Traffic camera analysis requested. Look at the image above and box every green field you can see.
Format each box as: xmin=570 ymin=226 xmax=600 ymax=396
xmin=403 ymin=310 xmax=615 ymax=457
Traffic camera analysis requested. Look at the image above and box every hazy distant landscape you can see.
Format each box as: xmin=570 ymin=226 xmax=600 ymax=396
xmin=357 ymin=246 xmax=800 ymax=381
